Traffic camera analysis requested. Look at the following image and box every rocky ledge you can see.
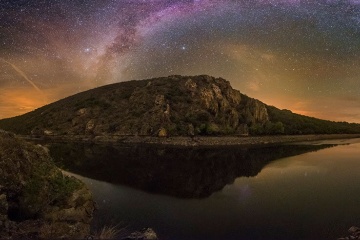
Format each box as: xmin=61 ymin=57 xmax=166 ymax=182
xmin=0 ymin=130 xmax=95 ymax=238
xmin=339 ymin=226 xmax=360 ymax=240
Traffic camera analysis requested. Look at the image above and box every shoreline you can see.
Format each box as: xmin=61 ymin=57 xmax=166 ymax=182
xmin=19 ymin=134 xmax=360 ymax=147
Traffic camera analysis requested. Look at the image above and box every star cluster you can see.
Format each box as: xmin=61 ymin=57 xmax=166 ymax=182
xmin=1 ymin=0 xmax=360 ymax=122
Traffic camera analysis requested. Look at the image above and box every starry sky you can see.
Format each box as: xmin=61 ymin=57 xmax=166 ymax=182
xmin=1 ymin=0 xmax=360 ymax=122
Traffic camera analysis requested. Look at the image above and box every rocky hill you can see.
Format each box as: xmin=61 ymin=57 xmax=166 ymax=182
xmin=0 ymin=75 xmax=359 ymax=136
xmin=0 ymin=130 xmax=95 ymax=238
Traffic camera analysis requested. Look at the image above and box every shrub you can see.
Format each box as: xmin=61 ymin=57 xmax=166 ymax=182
xmin=22 ymin=163 xmax=82 ymax=216
xmin=95 ymin=225 xmax=123 ymax=239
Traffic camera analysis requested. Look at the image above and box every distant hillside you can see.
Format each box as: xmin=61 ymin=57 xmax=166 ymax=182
xmin=0 ymin=75 xmax=359 ymax=136
xmin=266 ymin=106 xmax=360 ymax=135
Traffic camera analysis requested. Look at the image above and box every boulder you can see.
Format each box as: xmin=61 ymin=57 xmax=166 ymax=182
xmin=339 ymin=226 xmax=360 ymax=240
xmin=349 ymin=226 xmax=360 ymax=234
xmin=158 ymin=128 xmax=168 ymax=138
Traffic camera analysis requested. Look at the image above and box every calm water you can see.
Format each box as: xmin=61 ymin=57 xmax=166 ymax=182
xmin=45 ymin=138 xmax=360 ymax=239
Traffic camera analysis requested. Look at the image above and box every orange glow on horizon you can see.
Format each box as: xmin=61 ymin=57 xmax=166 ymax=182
xmin=0 ymin=89 xmax=47 ymax=119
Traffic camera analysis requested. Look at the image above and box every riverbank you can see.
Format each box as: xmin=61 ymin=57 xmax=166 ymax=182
xmin=0 ymin=130 xmax=95 ymax=239
xmin=19 ymin=134 xmax=360 ymax=147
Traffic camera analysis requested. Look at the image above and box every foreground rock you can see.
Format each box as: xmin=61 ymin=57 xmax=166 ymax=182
xmin=339 ymin=226 xmax=360 ymax=240
xmin=0 ymin=130 xmax=95 ymax=238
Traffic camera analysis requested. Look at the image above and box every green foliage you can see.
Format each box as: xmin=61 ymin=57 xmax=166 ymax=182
xmin=165 ymin=86 xmax=189 ymax=101
xmin=185 ymin=111 xmax=211 ymax=125
xmin=249 ymin=121 xmax=284 ymax=135
xmin=195 ymin=123 xmax=221 ymax=135
xmin=267 ymin=106 xmax=360 ymax=135
xmin=76 ymin=97 xmax=111 ymax=109
xmin=205 ymin=123 xmax=220 ymax=135
xmin=249 ymin=123 xmax=264 ymax=135
xmin=223 ymin=125 xmax=236 ymax=135
xmin=196 ymin=124 xmax=207 ymax=135
xmin=22 ymin=162 xmax=82 ymax=216
xmin=167 ymin=124 xmax=179 ymax=136
xmin=273 ymin=121 xmax=285 ymax=134
xmin=264 ymin=121 xmax=285 ymax=135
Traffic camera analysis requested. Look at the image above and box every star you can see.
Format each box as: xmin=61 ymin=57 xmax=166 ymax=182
xmin=0 ymin=0 xmax=360 ymax=122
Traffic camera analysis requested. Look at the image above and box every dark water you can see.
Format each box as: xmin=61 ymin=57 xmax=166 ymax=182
xmin=45 ymin=139 xmax=360 ymax=239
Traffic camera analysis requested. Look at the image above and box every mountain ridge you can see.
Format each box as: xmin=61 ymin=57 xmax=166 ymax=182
xmin=0 ymin=75 xmax=360 ymax=137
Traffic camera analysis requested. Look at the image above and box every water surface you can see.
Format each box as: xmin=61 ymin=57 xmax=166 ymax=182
xmin=47 ymin=139 xmax=360 ymax=239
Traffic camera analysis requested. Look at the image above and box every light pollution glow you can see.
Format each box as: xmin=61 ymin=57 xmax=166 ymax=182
xmin=1 ymin=0 xmax=360 ymax=122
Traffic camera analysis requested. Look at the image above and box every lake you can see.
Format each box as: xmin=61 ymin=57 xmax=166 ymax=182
xmin=45 ymin=138 xmax=360 ymax=239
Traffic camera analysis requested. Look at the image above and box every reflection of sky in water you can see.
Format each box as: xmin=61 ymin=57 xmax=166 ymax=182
xmin=67 ymin=139 xmax=360 ymax=239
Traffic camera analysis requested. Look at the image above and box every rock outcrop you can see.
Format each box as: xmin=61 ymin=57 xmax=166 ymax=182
xmin=0 ymin=130 xmax=95 ymax=238
xmin=0 ymin=75 xmax=269 ymax=137
xmin=339 ymin=226 xmax=360 ymax=240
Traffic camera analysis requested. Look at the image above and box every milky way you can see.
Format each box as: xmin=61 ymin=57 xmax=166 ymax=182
xmin=1 ymin=0 xmax=360 ymax=122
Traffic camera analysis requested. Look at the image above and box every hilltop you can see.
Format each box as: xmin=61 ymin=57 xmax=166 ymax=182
xmin=0 ymin=75 xmax=360 ymax=137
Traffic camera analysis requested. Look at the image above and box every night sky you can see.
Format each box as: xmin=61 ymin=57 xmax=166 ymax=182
xmin=1 ymin=0 xmax=360 ymax=122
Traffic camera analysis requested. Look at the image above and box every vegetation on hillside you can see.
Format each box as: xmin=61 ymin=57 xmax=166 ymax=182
xmin=266 ymin=106 xmax=360 ymax=135
xmin=0 ymin=75 xmax=359 ymax=136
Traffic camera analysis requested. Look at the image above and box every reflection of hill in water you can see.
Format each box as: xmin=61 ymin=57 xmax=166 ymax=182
xmin=48 ymin=143 xmax=336 ymax=198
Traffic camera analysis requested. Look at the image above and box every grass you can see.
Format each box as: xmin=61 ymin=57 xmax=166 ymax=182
xmin=94 ymin=224 xmax=125 ymax=239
